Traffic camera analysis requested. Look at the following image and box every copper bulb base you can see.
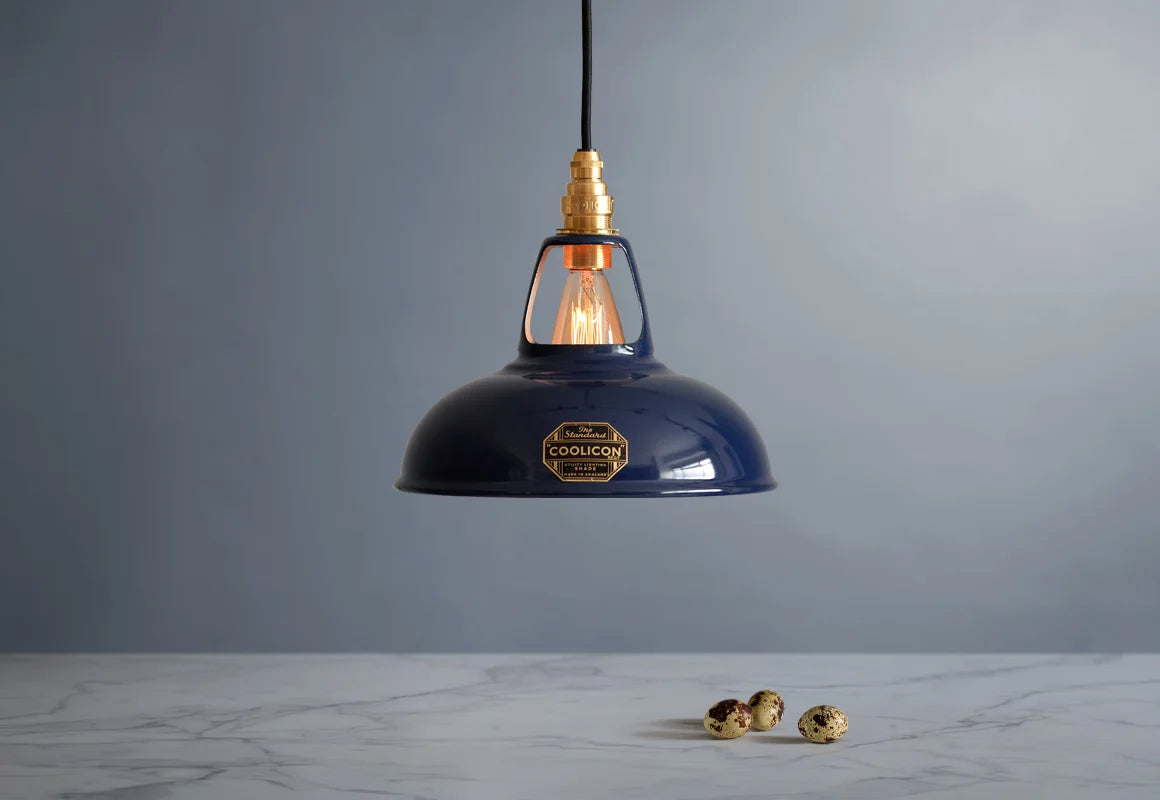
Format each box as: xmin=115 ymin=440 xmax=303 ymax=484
xmin=563 ymin=243 xmax=612 ymax=270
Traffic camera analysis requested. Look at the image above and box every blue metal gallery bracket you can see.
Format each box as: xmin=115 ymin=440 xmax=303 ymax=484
xmin=520 ymin=234 xmax=653 ymax=356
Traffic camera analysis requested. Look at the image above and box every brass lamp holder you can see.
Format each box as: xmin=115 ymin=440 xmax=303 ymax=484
xmin=558 ymin=149 xmax=616 ymax=269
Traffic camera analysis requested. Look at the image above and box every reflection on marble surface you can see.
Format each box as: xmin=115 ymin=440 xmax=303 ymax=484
xmin=0 ymin=655 xmax=1157 ymax=799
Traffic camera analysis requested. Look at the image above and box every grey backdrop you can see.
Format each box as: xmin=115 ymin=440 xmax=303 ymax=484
xmin=2 ymin=0 xmax=1159 ymax=652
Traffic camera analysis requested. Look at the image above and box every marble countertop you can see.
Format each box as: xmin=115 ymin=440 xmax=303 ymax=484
xmin=1 ymin=655 xmax=1157 ymax=799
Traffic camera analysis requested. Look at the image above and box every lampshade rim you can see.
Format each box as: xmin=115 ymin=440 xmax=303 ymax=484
xmin=394 ymin=479 xmax=777 ymax=498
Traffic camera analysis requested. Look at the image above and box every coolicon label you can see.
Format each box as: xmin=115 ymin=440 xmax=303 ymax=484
xmin=542 ymin=422 xmax=628 ymax=482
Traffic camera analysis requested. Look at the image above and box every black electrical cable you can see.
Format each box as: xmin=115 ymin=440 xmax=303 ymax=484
xmin=581 ymin=0 xmax=593 ymax=151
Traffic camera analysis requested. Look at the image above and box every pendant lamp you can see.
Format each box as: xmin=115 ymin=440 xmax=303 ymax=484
xmin=396 ymin=1 xmax=775 ymax=497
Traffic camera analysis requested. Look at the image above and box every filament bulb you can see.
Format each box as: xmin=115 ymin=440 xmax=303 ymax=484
xmin=550 ymin=245 xmax=625 ymax=345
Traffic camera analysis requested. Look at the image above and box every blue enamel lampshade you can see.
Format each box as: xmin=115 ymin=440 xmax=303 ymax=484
xmin=397 ymin=3 xmax=773 ymax=497
xmin=396 ymin=232 xmax=776 ymax=497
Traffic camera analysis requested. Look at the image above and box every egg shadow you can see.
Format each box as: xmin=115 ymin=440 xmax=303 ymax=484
xmin=633 ymin=729 xmax=709 ymax=740
xmin=633 ymin=718 xmax=816 ymax=743
xmin=753 ymin=733 xmax=814 ymax=745
xmin=633 ymin=717 xmax=711 ymax=740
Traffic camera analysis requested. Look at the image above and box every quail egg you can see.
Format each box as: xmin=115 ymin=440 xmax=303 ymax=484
xmin=703 ymin=699 xmax=753 ymax=739
xmin=747 ymin=690 xmax=785 ymax=731
xmin=797 ymin=705 xmax=848 ymax=743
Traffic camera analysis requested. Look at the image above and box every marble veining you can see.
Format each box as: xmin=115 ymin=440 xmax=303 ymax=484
xmin=1 ymin=655 xmax=1158 ymax=799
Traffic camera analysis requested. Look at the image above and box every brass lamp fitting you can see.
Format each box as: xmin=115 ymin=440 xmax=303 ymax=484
xmin=558 ymin=149 xmax=616 ymax=270
xmin=558 ymin=150 xmax=616 ymax=236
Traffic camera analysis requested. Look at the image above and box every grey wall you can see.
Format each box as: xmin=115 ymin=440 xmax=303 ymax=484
xmin=2 ymin=0 xmax=1159 ymax=652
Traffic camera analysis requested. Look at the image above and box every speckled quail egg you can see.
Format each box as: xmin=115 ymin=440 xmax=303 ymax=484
xmin=703 ymin=699 xmax=753 ymax=739
xmin=797 ymin=705 xmax=848 ymax=743
xmin=747 ymin=690 xmax=785 ymax=731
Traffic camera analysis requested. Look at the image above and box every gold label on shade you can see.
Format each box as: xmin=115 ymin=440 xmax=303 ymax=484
xmin=543 ymin=422 xmax=628 ymax=482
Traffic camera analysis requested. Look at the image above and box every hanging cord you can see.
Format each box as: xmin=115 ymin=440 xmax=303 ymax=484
xmin=581 ymin=0 xmax=593 ymax=151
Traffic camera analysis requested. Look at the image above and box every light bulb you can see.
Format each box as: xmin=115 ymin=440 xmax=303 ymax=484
xmin=550 ymin=245 xmax=625 ymax=344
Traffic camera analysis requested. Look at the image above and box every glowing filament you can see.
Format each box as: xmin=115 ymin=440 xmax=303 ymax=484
xmin=552 ymin=269 xmax=625 ymax=344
